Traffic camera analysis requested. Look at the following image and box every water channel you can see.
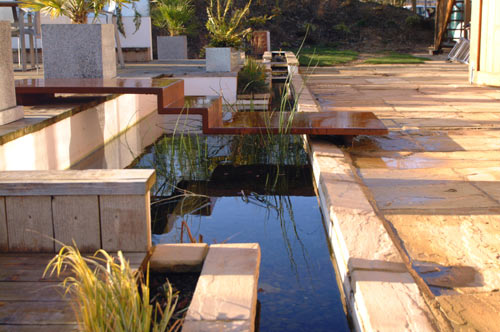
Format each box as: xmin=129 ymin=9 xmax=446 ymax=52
xmin=71 ymin=89 xmax=350 ymax=331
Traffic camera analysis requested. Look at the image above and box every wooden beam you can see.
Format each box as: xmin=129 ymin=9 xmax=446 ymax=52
xmin=434 ymin=0 xmax=457 ymax=50
xmin=476 ymin=0 xmax=483 ymax=71
xmin=6 ymin=196 xmax=54 ymax=252
xmin=0 ymin=197 xmax=7 ymax=251
xmin=0 ymin=169 xmax=156 ymax=196
xmin=52 ymin=196 xmax=101 ymax=252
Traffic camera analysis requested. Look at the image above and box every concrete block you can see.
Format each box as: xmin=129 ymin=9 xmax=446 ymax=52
xmin=206 ymin=47 xmax=239 ymax=72
xmin=185 ymin=243 xmax=260 ymax=331
xmin=42 ymin=24 xmax=117 ymax=79
xmin=157 ymin=36 xmax=187 ymax=60
xmin=150 ymin=243 xmax=208 ymax=272
xmin=0 ymin=106 xmax=24 ymax=126
xmin=0 ymin=22 xmax=16 ymax=112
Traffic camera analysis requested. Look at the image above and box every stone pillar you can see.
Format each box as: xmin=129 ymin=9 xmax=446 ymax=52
xmin=157 ymin=36 xmax=188 ymax=60
xmin=0 ymin=21 xmax=24 ymax=126
xmin=42 ymin=24 xmax=117 ymax=79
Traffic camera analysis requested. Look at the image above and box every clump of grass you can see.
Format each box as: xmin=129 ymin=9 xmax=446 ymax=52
xmin=296 ymin=47 xmax=358 ymax=66
xmin=237 ymin=58 xmax=269 ymax=95
xmin=364 ymin=52 xmax=429 ymax=64
xmin=45 ymin=244 xmax=180 ymax=332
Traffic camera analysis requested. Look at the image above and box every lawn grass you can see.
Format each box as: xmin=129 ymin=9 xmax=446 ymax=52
xmin=295 ymin=47 xmax=359 ymax=66
xmin=364 ymin=52 xmax=429 ymax=64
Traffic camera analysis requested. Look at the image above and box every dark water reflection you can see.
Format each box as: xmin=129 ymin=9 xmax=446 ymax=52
xmin=153 ymin=195 xmax=349 ymax=332
xmin=132 ymin=134 xmax=349 ymax=332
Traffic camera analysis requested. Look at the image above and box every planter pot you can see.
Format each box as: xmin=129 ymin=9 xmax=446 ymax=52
xmin=157 ymin=35 xmax=187 ymax=60
xmin=206 ymin=47 xmax=240 ymax=72
xmin=143 ymin=243 xmax=261 ymax=331
xmin=236 ymin=93 xmax=270 ymax=111
xmin=42 ymin=24 xmax=117 ymax=79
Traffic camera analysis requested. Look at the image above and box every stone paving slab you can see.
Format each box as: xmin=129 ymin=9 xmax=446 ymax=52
xmin=437 ymin=292 xmax=500 ymax=331
xmin=305 ymin=58 xmax=500 ymax=330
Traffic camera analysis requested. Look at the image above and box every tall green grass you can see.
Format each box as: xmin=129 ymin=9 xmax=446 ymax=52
xmin=45 ymin=245 xmax=180 ymax=332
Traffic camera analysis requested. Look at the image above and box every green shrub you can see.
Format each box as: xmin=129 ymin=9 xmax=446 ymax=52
xmin=206 ymin=0 xmax=252 ymax=48
xmin=237 ymin=58 xmax=269 ymax=94
xmin=405 ymin=15 xmax=422 ymax=28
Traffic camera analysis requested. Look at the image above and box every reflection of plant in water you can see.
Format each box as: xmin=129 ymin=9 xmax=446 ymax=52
xmin=242 ymin=191 xmax=309 ymax=277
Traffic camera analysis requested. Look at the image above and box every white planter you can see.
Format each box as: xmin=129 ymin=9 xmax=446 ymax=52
xmin=42 ymin=24 xmax=117 ymax=79
xmin=205 ymin=47 xmax=240 ymax=72
xmin=157 ymin=35 xmax=187 ymax=60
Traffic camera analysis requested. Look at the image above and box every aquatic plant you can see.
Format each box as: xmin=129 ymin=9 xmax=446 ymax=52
xmin=44 ymin=244 xmax=180 ymax=332
xmin=237 ymin=58 xmax=269 ymax=95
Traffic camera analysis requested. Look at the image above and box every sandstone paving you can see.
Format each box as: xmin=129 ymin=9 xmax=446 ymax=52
xmin=304 ymin=58 xmax=500 ymax=329
xmin=385 ymin=214 xmax=500 ymax=293
xmin=437 ymin=292 xmax=500 ymax=331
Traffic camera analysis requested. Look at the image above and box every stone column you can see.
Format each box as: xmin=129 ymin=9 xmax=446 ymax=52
xmin=42 ymin=24 xmax=117 ymax=79
xmin=0 ymin=21 xmax=24 ymax=126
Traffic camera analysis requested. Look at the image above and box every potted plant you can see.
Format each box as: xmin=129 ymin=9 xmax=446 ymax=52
xmin=237 ymin=57 xmax=270 ymax=110
xmin=152 ymin=0 xmax=194 ymax=60
xmin=205 ymin=0 xmax=252 ymax=72
xmin=22 ymin=0 xmax=139 ymax=79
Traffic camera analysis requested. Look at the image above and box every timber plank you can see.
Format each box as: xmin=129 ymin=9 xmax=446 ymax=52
xmin=0 ymin=197 xmax=7 ymax=251
xmin=6 ymin=196 xmax=54 ymax=252
xmin=0 ymin=268 xmax=64 ymax=282
xmin=0 ymin=282 xmax=64 ymax=301
xmin=0 ymin=252 xmax=146 ymax=268
xmin=0 ymin=169 xmax=156 ymax=196
xmin=0 ymin=325 xmax=78 ymax=332
xmin=52 ymin=196 xmax=100 ymax=252
xmin=100 ymin=194 xmax=152 ymax=252
xmin=0 ymin=301 xmax=76 ymax=325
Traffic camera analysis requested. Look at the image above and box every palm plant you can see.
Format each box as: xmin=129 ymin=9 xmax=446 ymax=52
xmin=21 ymin=0 xmax=139 ymax=26
xmin=206 ymin=0 xmax=252 ymax=48
xmin=152 ymin=0 xmax=195 ymax=36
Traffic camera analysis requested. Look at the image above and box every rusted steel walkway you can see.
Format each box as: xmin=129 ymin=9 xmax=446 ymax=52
xmin=15 ymin=78 xmax=388 ymax=137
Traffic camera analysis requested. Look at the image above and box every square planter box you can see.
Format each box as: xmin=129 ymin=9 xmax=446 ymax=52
xmin=206 ymin=47 xmax=241 ymax=72
xmin=157 ymin=36 xmax=188 ymax=60
xmin=42 ymin=24 xmax=117 ymax=79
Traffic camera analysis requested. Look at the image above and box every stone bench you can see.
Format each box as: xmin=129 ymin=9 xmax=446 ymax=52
xmin=0 ymin=169 xmax=155 ymax=253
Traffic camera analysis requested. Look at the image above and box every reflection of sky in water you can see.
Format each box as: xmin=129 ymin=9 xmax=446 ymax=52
xmin=153 ymin=195 xmax=350 ymax=332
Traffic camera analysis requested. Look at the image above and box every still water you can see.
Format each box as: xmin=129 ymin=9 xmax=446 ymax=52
xmin=133 ymin=134 xmax=350 ymax=332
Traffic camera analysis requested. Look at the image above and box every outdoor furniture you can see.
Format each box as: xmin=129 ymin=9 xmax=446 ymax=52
xmin=0 ymin=1 xmax=40 ymax=71
xmin=15 ymin=77 xmax=388 ymax=137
